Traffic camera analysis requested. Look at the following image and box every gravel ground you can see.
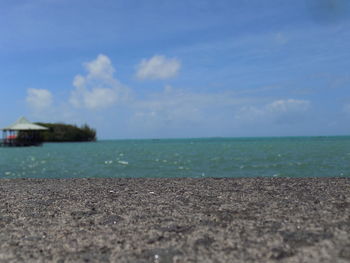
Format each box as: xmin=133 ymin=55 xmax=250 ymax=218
xmin=0 ymin=178 xmax=349 ymax=263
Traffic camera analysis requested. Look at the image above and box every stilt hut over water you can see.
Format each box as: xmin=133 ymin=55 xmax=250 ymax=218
xmin=1 ymin=117 xmax=48 ymax=147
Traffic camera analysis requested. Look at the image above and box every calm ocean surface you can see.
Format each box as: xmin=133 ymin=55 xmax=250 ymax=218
xmin=1 ymin=137 xmax=349 ymax=178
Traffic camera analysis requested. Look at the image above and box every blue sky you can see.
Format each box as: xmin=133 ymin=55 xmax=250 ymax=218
xmin=1 ymin=0 xmax=350 ymax=139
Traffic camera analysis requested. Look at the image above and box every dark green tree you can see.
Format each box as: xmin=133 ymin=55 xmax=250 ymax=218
xmin=34 ymin=123 xmax=97 ymax=142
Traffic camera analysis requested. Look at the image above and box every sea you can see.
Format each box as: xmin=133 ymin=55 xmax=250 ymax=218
xmin=0 ymin=136 xmax=349 ymax=178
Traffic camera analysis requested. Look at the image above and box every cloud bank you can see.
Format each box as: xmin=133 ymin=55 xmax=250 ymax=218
xmin=136 ymin=55 xmax=181 ymax=80
xmin=132 ymin=85 xmax=241 ymax=125
xmin=236 ymin=99 xmax=311 ymax=124
xmin=25 ymin=54 xmax=314 ymax=138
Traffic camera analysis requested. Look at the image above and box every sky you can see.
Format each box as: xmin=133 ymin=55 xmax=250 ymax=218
xmin=1 ymin=0 xmax=350 ymax=139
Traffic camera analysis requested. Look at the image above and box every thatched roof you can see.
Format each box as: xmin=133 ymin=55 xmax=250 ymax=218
xmin=1 ymin=117 xmax=48 ymax=131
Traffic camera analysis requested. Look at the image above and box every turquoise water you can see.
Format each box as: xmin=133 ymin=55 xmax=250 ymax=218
xmin=1 ymin=137 xmax=350 ymax=178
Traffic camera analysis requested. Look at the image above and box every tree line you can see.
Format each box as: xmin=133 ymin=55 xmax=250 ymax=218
xmin=35 ymin=123 xmax=97 ymax=142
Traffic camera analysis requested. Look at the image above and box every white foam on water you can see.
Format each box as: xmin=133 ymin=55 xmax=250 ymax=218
xmin=118 ymin=160 xmax=129 ymax=165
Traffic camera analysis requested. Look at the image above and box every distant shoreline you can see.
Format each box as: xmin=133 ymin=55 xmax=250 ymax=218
xmin=1 ymin=177 xmax=349 ymax=262
xmin=96 ymin=135 xmax=350 ymax=141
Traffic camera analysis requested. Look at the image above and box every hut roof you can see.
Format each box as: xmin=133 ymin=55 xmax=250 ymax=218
xmin=1 ymin=117 xmax=48 ymax=131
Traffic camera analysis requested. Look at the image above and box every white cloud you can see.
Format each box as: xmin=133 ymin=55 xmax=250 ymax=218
xmin=70 ymin=54 xmax=129 ymax=110
xmin=236 ymin=99 xmax=310 ymax=123
xmin=26 ymin=88 xmax=53 ymax=110
xmin=136 ymin=55 xmax=181 ymax=80
xmin=84 ymin=54 xmax=115 ymax=80
xmin=266 ymin=99 xmax=310 ymax=113
xmin=70 ymin=86 xmax=118 ymax=110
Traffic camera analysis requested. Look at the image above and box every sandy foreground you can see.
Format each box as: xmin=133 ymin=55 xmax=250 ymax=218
xmin=0 ymin=178 xmax=349 ymax=263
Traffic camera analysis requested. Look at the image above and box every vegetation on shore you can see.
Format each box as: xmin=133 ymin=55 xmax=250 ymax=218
xmin=34 ymin=123 xmax=97 ymax=142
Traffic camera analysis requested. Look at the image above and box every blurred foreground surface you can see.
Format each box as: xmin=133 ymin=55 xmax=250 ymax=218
xmin=0 ymin=178 xmax=349 ymax=262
